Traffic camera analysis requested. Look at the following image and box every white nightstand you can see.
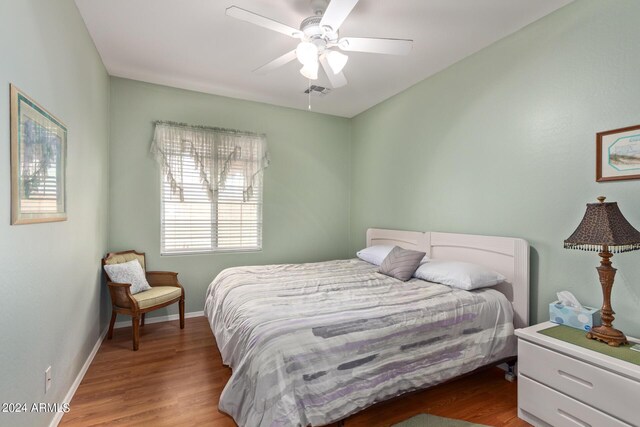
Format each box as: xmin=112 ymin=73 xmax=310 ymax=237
xmin=515 ymin=322 xmax=640 ymax=427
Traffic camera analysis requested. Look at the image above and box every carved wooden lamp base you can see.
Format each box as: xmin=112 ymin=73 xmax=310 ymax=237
xmin=585 ymin=249 xmax=629 ymax=347
xmin=587 ymin=325 xmax=628 ymax=347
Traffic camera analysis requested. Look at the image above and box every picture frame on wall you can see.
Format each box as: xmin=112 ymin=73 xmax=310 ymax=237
xmin=10 ymin=84 xmax=67 ymax=224
xmin=596 ymin=124 xmax=640 ymax=182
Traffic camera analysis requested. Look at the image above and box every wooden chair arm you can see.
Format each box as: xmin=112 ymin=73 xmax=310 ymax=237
xmin=146 ymin=271 xmax=181 ymax=287
xmin=107 ymin=282 xmax=139 ymax=310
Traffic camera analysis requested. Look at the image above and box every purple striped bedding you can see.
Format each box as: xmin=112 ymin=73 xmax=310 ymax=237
xmin=204 ymin=259 xmax=516 ymax=426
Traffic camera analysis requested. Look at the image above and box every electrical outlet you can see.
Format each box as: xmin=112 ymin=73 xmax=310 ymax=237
xmin=45 ymin=366 xmax=52 ymax=394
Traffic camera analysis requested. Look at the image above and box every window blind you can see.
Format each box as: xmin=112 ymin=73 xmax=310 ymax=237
xmin=154 ymin=122 xmax=267 ymax=255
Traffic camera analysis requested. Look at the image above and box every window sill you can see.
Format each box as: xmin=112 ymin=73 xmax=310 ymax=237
xmin=160 ymin=248 xmax=262 ymax=257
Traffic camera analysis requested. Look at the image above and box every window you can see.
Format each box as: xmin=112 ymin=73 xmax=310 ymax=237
xmin=153 ymin=122 xmax=268 ymax=255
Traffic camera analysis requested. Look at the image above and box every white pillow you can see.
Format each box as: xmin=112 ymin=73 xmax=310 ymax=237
xmin=413 ymin=260 xmax=505 ymax=290
xmin=357 ymin=245 xmax=396 ymax=266
xmin=103 ymin=259 xmax=152 ymax=294
xmin=357 ymin=245 xmax=429 ymax=266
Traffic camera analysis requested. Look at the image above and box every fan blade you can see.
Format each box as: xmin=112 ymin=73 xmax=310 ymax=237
xmin=319 ymin=54 xmax=347 ymax=88
xmin=339 ymin=37 xmax=413 ymax=55
xmin=253 ymin=50 xmax=297 ymax=74
xmin=319 ymin=0 xmax=359 ymax=32
xmin=226 ymin=6 xmax=302 ymax=38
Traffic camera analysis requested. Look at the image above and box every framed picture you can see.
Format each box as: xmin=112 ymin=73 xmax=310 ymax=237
xmin=10 ymin=85 xmax=67 ymax=224
xmin=596 ymin=124 xmax=640 ymax=182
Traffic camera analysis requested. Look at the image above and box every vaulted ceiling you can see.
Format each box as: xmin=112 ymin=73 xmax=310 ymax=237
xmin=75 ymin=0 xmax=573 ymax=117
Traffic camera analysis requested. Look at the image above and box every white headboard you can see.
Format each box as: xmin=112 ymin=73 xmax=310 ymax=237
xmin=366 ymin=228 xmax=530 ymax=329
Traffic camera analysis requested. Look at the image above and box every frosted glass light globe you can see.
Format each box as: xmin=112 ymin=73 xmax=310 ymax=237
xmin=300 ymin=61 xmax=319 ymax=80
xmin=296 ymin=41 xmax=318 ymax=66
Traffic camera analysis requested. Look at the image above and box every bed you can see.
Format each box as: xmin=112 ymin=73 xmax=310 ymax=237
xmin=204 ymin=228 xmax=529 ymax=427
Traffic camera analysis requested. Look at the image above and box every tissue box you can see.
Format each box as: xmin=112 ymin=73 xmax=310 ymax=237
xmin=549 ymin=301 xmax=602 ymax=331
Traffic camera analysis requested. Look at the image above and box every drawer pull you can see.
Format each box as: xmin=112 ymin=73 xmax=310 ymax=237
xmin=558 ymin=370 xmax=593 ymax=388
xmin=558 ymin=409 xmax=591 ymax=427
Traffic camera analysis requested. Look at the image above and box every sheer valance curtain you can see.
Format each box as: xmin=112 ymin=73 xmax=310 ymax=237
xmin=150 ymin=121 xmax=270 ymax=203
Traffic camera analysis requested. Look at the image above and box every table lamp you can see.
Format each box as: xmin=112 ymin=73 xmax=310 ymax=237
xmin=564 ymin=196 xmax=640 ymax=347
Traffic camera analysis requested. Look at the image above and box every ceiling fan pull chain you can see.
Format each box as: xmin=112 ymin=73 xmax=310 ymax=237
xmin=308 ymin=79 xmax=312 ymax=110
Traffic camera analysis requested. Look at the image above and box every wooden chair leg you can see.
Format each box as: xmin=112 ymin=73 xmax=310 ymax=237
xmin=179 ymin=298 xmax=185 ymax=329
xmin=132 ymin=316 xmax=140 ymax=351
xmin=141 ymin=313 xmax=145 ymax=327
xmin=107 ymin=311 xmax=117 ymax=340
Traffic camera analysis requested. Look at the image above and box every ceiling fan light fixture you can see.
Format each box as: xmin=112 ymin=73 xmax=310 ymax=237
xmin=227 ymin=0 xmax=415 ymax=91
xmin=300 ymin=61 xmax=319 ymax=80
xmin=296 ymin=41 xmax=318 ymax=66
xmin=325 ymin=50 xmax=348 ymax=74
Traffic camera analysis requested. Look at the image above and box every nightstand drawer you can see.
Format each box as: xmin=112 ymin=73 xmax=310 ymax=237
xmin=519 ymin=375 xmax=631 ymax=427
xmin=519 ymin=339 xmax=640 ymax=425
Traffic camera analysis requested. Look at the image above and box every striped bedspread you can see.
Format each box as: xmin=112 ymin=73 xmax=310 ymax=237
xmin=204 ymin=259 xmax=516 ymax=427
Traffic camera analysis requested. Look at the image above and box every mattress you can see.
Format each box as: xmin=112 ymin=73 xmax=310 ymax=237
xmin=204 ymin=259 xmax=516 ymax=427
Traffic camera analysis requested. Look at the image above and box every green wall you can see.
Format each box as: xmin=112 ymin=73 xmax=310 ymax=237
xmin=350 ymin=0 xmax=640 ymax=337
xmin=108 ymin=77 xmax=351 ymax=317
xmin=0 ymin=1 xmax=110 ymax=426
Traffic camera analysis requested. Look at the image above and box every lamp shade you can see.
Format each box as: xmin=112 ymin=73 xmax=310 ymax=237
xmin=564 ymin=197 xmax=640 ymax=253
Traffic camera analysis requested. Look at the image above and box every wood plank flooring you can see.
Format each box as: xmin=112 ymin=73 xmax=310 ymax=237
xmin=61 ymin=317 xmax=529 ymax=427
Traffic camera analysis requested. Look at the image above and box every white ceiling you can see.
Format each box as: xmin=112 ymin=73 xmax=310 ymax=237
xmin=75 ymin=0 xmax=573 ymax=118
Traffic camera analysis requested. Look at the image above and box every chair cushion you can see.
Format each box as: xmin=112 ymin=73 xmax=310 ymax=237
xmin=104 ymin=252 xmax=145 ymax=271
xmin=133 ymin=286 xmax=182 ymax=309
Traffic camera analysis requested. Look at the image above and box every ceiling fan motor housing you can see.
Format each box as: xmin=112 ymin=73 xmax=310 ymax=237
xmin=300 ymin=16 xmax=338 ymax=51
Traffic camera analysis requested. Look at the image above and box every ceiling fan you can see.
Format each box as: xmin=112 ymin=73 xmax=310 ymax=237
xmin=226 ymin=0 xmax=413 ymax=88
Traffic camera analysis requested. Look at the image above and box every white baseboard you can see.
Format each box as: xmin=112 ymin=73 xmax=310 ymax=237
xmin=114 ymin=310 xmax=204 ymax=329
xmin=49 ymin=328 xmax=107 ymax=427
xmin=49 ymin=311 xmax=204 ymax=427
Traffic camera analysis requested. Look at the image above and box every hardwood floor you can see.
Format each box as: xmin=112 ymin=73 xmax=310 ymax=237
xmin=61 ymin=317 xmax=529 ymax=427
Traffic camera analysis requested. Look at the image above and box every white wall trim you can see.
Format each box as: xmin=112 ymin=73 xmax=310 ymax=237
xmin=114 ymin=311 xmax=204 ymax=329
xmin=49 ymin=311 xmax=205 ymax=427
xmin=49 ymin=328 xmax=107 ymax=427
